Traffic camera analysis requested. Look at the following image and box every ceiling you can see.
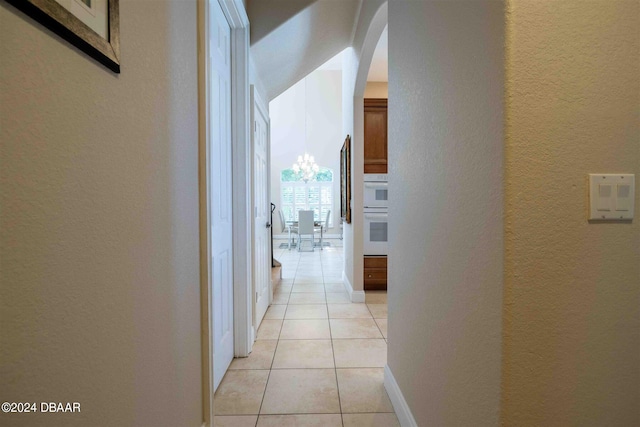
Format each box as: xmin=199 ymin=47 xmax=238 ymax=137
xmin=248 ymin=1 xmax=388 ymax=100
xmin=308 ymin=26 xmax=387 ymax=82
xmin=249 ymin=0 xmax=360 ymax=101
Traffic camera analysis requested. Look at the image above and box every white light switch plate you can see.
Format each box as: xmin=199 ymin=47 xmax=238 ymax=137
xmin=589 ymin=174 xmax=635 ymax=220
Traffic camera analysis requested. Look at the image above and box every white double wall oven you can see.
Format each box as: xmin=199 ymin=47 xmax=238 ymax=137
xmin=363 ymin=173 xmax=388 ymax=256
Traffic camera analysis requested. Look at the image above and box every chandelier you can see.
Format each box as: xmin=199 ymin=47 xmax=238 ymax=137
xmin=292 ymin=153 xmax=320 ymax=183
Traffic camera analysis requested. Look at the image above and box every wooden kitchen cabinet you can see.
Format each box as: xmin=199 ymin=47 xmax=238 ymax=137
xmin=364 ymin=98 xmax=388 ymax=174
xmin=364 ymin=256 xmax=387 ymax=291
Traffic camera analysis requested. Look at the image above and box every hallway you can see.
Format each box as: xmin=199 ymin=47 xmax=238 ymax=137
xmin=213 ymin=243 xmax=397 ymax=426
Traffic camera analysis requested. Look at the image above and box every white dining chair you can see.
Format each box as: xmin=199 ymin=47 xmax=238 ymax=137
xmin=279 ymin=209 xmax=297 ymax=250
xmin=297 ymin=210 xmax=315 ymax=252
xmin=315 ymin=210 xmax=331 ymax=250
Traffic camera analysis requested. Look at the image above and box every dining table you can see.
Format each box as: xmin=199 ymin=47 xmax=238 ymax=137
xmin=285 ymin=219 xmax=324 ymax=250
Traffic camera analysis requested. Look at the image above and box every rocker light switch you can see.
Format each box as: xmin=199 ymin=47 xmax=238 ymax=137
xmin=597 ymin=184 xmax=612 ymax=211
xmin=589 ymin=174 xmax=635 ymax=220
xmin=616 ymin=184 xmax=631 ymax=211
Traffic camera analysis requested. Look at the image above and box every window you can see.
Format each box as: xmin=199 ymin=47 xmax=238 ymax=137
xmin=281 ymin=167 xmax=333 ymax=227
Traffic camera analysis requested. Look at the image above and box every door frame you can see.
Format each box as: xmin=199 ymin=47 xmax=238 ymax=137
xmin=198 ymin=0 xmax=251 ymax=425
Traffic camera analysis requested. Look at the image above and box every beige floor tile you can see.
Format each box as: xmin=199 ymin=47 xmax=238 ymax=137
xmin=297 ymin=259 xmax=321 ymax=264
xmin=272 ymin=340 xmax=335 ymax=369
xmin=337 ymin=368 xmax=394 ymax=413
xmin=293 ymin=277 xmax=324 ymax=284
xmin=294 ymin=277 xmax=324 ymax=283
xmin=264 ymin=305 xmax=286 ymax=320
xmin=214 ymin=370 xmax=269 ymax=415
xmin=330 ymin=319 xmax=383 ymax=339
xmin=257 ymin=414 xmax=342 ymax=427
xmin=367 ymin=304 xmax=387 ymax=319
xmin=374 ymin=318 xmax=387 ymax=338
xmin=324 ymin=283 xmax=346 ymax=293
xmin=326 ymin=292 xmax=351 ymax=304
xmin=288 ymin=292 xmax=326 ymax=304
xmin=295 ymin=270 xmax=323 ymax=276
xmin=328 ymin=303 xmax=373 ymax=319
xmin=280 ymin=319 xmax=331 ymax=339
xmin=256 ymin=319 xmax=283 ymax=340
xmin=272 ymin=293 xmax=290 ymax=305
xmin=291 ymin=284 xmax=325 ymax=293
xmin=342 ymin=413 xmax=400 ymax=427
xmin=332 ymin=339 xmax=387 ymax=368
xmin=260 ymin=369 xmax=340 ymax=414
xmin=214 ymin=415 xmax=258 ymax=427
xmin=365 ymin=291 xmax=387 ymax=304
xmin=274 ymin=285 xmax=292 ymax=294
xmin=229 ymin=340 xmax=277 ymax=370
xmin=284 ymin=304 xmax=328 ymax=319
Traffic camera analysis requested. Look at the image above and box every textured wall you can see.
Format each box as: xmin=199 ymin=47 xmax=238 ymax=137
xmin=345 ymin=0 xmax=387 ymax=295
xmin=342 ymin=48 xmax=357 ymax=288
xmin=503 ymin=1 xmax=640 ymax=425
xmin=0 ymin=1 xmax=202 ymax=426
xmin=387 ymin=0 xmax=504 ymax=425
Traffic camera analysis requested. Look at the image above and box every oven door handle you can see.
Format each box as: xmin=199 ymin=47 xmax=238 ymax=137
xmin=364 ymin=213 xmax=388 ymax=219
xmin=364 ymin=183 xmax=388 ymax=189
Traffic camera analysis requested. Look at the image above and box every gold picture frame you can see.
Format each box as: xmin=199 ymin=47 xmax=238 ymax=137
xmin=340 ymin=135 xmax=352 ymax=224
xmin=6 ymin=0 xmax=120 ymax=73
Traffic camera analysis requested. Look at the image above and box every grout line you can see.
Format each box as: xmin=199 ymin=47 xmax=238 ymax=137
xmin=325 ymin=264 xmax=344 ymax=426
xmin=253 ymin=248 xmax=347 ymax=423
xmin=330 ymin=328 xmax=345 ymax=425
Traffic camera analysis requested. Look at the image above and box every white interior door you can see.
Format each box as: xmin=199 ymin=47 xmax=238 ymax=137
xmin=211 ymin=0 xmax=233 ymax=391
xmin=252 ymin=87 xmax=271 ymax=330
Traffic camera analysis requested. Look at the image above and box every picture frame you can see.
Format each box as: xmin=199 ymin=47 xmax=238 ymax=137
xmin=340 ymin=135 xmax=352 ymax=224
xmin=6 ymin=0 xmax=120 ymax=73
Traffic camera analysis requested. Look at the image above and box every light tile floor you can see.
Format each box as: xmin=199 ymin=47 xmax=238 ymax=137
xmin=214 ymin=242 xmax=398 ymax=427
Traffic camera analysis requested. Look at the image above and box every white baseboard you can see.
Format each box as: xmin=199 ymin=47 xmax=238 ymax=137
xmin=384 ymin=365 xmax=418 ymax=427
xmin=342 ymin=271 xmax=365 ymax=303
xmin=352 ymin=291 xmax=365 ymax=303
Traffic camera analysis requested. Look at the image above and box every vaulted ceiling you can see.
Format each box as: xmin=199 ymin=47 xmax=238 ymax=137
xmin=248 ymin=0 xmax=361 ymax=101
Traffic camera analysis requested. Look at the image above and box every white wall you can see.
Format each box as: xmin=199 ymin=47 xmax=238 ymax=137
xmin=342 ymin=0 xmax=387 ymax=296
xmin=0 ymin=1 xmax=202 ymax=426
xmin=387 ymin=0 xmax=504 ymax=425
xmin=270 ymin=70 xmax=343 ymax=236
xmin=250 ymin=56 xmax=269 ymax=111
xmin=342 ymin=48 xmax=357 ymax=289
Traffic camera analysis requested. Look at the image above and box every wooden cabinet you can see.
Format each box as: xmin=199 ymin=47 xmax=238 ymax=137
xmin=364 ymin=98 xmax=388 ymax=174
xmin=364 ymin=256 xmax=387 ymax=291
xmin=364 ymin=99 xmax=388 ymax=290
